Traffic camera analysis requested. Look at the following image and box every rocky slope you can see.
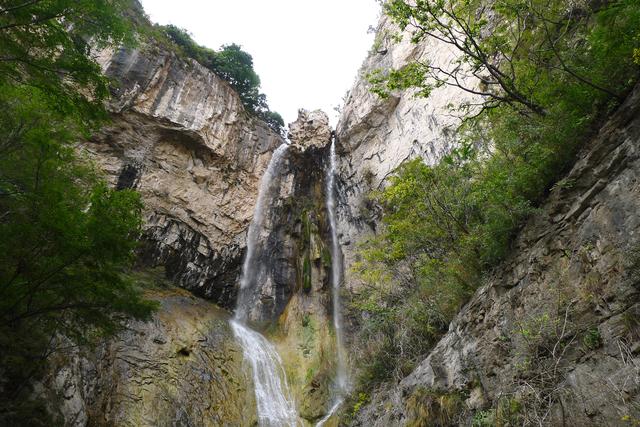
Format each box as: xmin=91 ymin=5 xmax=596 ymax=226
xmin=334 ymin=9 xmax=640 ymax=427
xmin=352 ymin=80 xmax=640 ymax=427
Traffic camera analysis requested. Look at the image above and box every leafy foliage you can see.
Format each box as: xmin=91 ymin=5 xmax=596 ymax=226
xmin=163 ymin=25 xmax=285 ymax=134
xmin=0 ymin=1 xmax=158 ymax=422
xmin=351 ymin=0 xmax=640 ymax=392
xmin=371 ymin=0 xmax=639 ymax=116
xmin=0 ymin=83 xmax=157 ymax=427
xmin=0 ymin=0 xmax=137 ymax=125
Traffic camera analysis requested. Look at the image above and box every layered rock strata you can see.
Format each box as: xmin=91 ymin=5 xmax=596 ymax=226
xmin=84 ymin=44 xmax=284 ymax=308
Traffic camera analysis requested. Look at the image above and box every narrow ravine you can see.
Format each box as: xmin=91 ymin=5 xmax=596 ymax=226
xmin=231 ymin=144 xmax=298 ymax=427
xmin=318 ymin=138 xmax=349 ymax=426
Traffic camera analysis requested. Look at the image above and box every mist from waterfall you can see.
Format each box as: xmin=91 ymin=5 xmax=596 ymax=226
xmin=318 ymin=138 xmax=349 ymax=426
xmin=231 ymin=143 xmax=298 ymax=427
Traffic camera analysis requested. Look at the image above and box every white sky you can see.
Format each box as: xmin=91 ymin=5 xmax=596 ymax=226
xmin=139 ymin=0 xmax=381 ymax=126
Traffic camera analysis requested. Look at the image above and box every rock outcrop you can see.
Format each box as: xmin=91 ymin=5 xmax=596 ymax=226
xmin=84 ymin=44 xmax=284 ymax=308
xmin=349 ymin=81 xmax=640 ymax=427
xmin=229 ymin=110 xmax=340 ymax=423
xmin=288 ymin=109 xmax=332 ymax=151
xmin=41 ymin=285 xmax=254 ymax=426
xmin=334 ymin=13 xmax=477 ymax=291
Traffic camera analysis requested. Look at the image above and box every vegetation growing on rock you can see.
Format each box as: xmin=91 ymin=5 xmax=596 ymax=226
xmin=162 ymin=25 xmax=285 ymax=134
xmin=350 ymin=0 xmax=640 ymax=401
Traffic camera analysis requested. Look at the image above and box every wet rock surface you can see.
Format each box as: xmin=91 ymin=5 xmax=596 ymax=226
xmin=41 ymin=287 xmax=254 ymax=427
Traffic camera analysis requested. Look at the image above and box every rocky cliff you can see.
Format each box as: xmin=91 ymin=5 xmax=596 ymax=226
xmin=334 ymin=11 xmax=640 ymax=427
xmin=350 ymin=80 xmax=640 ymax=427
xmin=84 ymin=44 xmax=284 ymax=309
xmin=41 ymin=284 xmax=254 ymax=426
xmin=334 ymin=13 xmax=476 ymax=291
xmin=47 ymin=37 xmax=343 ymax=425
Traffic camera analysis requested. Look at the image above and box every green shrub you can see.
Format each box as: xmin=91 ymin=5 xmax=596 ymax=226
xmin=162 ymin=25 xmax=285 ymax=134
xmin=406 ymin=388 xmax=465 ymax=427
xmin=583 ymin=327 xmax=602 ymax=350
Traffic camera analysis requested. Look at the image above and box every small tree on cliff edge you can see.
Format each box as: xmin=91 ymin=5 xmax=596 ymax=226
xmin=370 ymin=0 xmax=629 ymax=117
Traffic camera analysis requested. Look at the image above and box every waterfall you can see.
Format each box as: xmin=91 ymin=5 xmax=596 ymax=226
xmin=230 ymin=321 xmax=297 ymax=426
xmin=235 ymin=143 xmax=288 ymax=322
xmin=319 ymin=138 xmax=349 ymax=426
xmin=231 ymin=143 xmax=298 ymax=427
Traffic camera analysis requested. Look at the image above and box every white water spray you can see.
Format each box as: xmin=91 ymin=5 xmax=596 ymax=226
xmin=230 ymin=320 xmax=297 ymax=426
xmin=231 ymin=144 xmax=298 ymax=427
xmin=318 ymin=139 xmax=349 ymax=426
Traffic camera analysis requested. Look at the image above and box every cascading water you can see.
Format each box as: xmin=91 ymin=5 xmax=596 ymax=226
xmin=231 ymin=144 xmax=298 ymax=427
xmin=235 ymin=143 xmax=289 ymax=323
xmin=317 ymin=138 xmax=349 ymax=426
xmin=230 ymin=321 xmax=297 ymax=426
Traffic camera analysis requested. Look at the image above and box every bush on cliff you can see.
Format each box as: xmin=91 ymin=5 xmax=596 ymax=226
xmin=162 ymin=25 xmax=285 ymax=134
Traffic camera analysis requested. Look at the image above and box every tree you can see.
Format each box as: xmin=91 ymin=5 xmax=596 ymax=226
xmin=0 ymin=0 xmax=137 ymax=125
xmin=0 ymin=2 xmax=159 ymax=422
xmin=259 ymin=110 xmax=286 ymax=135
xmin=215 ymin=44 xmax=262 ymax=111
xmin=371 ymin=0 xmax=631 ymax=117
xmin=0 ymin=82 xmax=157 ymax=424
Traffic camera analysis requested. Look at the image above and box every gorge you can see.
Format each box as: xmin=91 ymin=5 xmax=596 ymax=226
xmin=2 ymin=0 xmax=640 ymax=426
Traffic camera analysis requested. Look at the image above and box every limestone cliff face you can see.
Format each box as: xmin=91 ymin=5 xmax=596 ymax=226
xmin=80 ymin=35 xmax=343 ymax=423
xmin=334 ymin=14 xmax=476 ymax=290
xmin=84 ymin=44 xmax=284 ymax=308
xmin=75 ymin=42 xmax=344 ymax=423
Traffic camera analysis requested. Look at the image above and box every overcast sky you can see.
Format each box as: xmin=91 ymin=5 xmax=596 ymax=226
xmin=139 ymin=0 xmax=381 ymax=126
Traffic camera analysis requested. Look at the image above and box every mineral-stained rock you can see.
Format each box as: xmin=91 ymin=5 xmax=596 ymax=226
xmin=81 ymin=40 xmax=344 ymax=424
xmin=40 ymin=287 xmax=255 ymax=427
